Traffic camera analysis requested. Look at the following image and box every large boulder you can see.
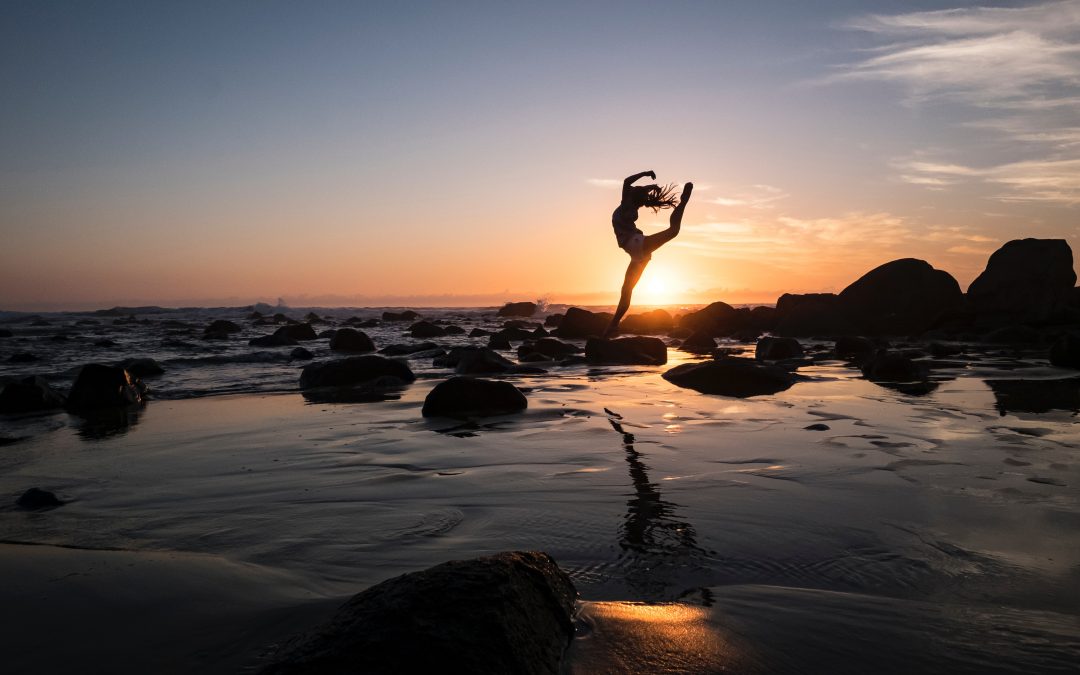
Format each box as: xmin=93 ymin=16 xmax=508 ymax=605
xmin=773 ymin=293 xmax=853 ymax=337
xmin=677 ymin=301 xmax=737 ymax=336
xmin=554 ymin=307 xmax=612 ymax=339
xmin=834 ymin=335 xmax=876 ymax=360
xmin=0 ymin=376 xmax=66 ymax=414
xmin=497 ymin=301 xmax=538 ymax=317
xmin=837 ymin=258 xmax=964 ymax=335
xmin=275 ymin=323 xmax=318 ymax=341
xmin=329 ymin=328 xmax=375 ymax=353
xmin=861 ymin=351 xmax=927 ymax=382
xmin=261 ymin=551 xmax=575 ymax=675
xmin=204 ymin=319 xmax=241 ymax=335
xmin=585 ymin=337 xmax=667 ymax=365
xmin=299 ymin=356 xmax=415 ymax=389
xmin=421 ymin=377 xmax=528 ymax=418
xmin=455 ymin=348 xmax=515 ymax=375
xmin=755 ymin=336 xmax=804 ymax=361
xmin=968 ymin=239 xmax=1076 ymax=325
xmin=680 ymin=331 xmax=716 ymax=354
xmin=66 ymin=364 xmax=145 ymax=412
xmin=662 ymin=358 xmax=795 ymax=397
xmin=618 ymin=309 xmax=674 ymax=335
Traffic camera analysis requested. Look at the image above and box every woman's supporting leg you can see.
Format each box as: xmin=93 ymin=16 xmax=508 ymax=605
xmin=643 ymin=182 xmax=693 ymax=255
xmin=605 ymin=259 xmax=648 ymax=337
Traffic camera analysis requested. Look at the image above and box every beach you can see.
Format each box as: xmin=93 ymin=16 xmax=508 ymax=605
xmin=2 ymin=306 xmax=1078 ymax=672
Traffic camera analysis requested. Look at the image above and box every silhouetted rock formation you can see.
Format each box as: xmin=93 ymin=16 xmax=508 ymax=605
xmin=409 ymin=321 xmax=446 ymax=338
xmin=0 ymin=376 xmax=66 ymax=414
xmin=454 ymin=348 xmax=515 ymax=375
xmin=585 ymin=337 xmax=667 ymax=365
xmin=518 ymin=338 xmax=581 ymax=360
xmin=773 ymin=293 xmax=851 ymax=337
xmin=66 ymin=364 xmax=145 ymax=412
xmin=204 ymin=319 xmax=241 ymax=336
xmin=677 ymin=301 xmax=737 ymax=335
xmin=329 ymin=328 xmax=375 ymax=353
xmin=298 ymin=356 xmax=415 ymax=389
xmin=554 ymin=307 xmax=612 ymax=339
xmin=544 ymin=314 xmax=563 ymax=327
xmin=497 ymin=301 xmax=538 ymax=317
xmin=1050 ymin=332 xmax=1080 ymax=369
xmin=755 ymin=336 xmax=804 ymax=361
xmin=860 ymin=350 xmax=927 ymax=382
xmin=968 ymin=238 xmax=1076 ymax=325
xmin=382 ymin=310 xmax=420 ymax=322
xmin=0 ymin=329 xmax=12 ymax=338
xmin=421 ymin=377 xmax=528 ymax=418
xmin=290 ymin=347 xmax=314 ymax=360
xmin=838 ymin=258 xmax=964 ymax=335
xmin=16 ymin=487 xmax=64 ymax=509
xmin=618 ymin=309 xmax=674 ymax=334
xmin=380 ymin=342 xmax=438 ymax=356
xmin=679 ymin=331 xmax=716 ymax=354
xmin=663 ymin=358 xmax=795 ymax=397
xmin=275 ymin=323 xmax=318 ymax=342
xmin=985 ymin=376 xmax=1080 ymax=415
xmin=834 ymin=335 xmax=876 ymax=360
xmin=260 ymin=551 xmax=575 ymax=675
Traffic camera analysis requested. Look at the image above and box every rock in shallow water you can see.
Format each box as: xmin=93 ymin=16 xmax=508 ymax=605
xmin=260 ymin=551 xmax=576 ymax=675
xmin=298 ymin=356 xmax=415 ymax=389
xmin=663 ymin=358 xmax=795 ymax=397
xmin=16 ymin=487 xmax=64 ymax=509
xmin=328 ymin=328 xmax=374 ymax=353
xmin=66 ymin=364 xmax=145 ymax=412
xmin=422 ymin=377 xmax=528 ymax=418
xmin=0 ymin=376 xmax=67 ymax=414
xmin=755 ymin=336 xmax=804 ymax=361
xmin=1050 ymin=332 xmax=1080 ymax=369
xmin=585 ymin=337 xmax=667 ymax=365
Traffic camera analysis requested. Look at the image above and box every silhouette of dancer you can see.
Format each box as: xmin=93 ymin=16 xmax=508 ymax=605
xmin=606 ymin=171 xmax=693 ymax=337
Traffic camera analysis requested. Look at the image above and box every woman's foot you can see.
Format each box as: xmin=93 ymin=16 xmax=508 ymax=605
xmin=681 ymin=182 xmax=694 ymax=203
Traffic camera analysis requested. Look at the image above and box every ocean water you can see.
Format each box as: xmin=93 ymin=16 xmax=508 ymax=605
xmin=1 ymin=305 xmax=1078 ymax=672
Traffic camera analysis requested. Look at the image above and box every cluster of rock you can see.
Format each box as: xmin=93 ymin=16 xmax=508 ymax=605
xmin=0 ymin=363 xmax=149 ymax=416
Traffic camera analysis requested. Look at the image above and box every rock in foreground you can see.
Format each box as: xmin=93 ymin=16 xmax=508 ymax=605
xmin=663 ymin=358 xmax=795 ymax=397
xmin=261 ymin=551 xmax=575 ymax=675
xmin=554 ymin=307 xmax=612 ymax=339
xmin=0 ymin=376 xmax=66 ymax=414
xmin=66 ymin=364 xmax=145 ymax=412
xmin=422 ymin=377 xmax=527 ymax=418
xmin=968 ymin=238 xmax=1076 ymax=324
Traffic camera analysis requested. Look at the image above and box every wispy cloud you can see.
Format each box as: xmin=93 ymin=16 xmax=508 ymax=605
xmin=586 ymin=178 xmax=622 ymax=189
xmin=705 ymin=184 xmax=788 ymax=209
xmin=836 ymin=1 xmax=1080 ymax=205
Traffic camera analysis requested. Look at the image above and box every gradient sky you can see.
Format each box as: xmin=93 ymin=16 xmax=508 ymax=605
xmin=2 ymin=0 xmax=1078 ymax=310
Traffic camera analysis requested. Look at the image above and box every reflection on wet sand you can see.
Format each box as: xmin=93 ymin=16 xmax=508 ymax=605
xmin=606 ymin=409 xmax=705 ymax=598
xmin=75 ymin=407 xmax=143 ymax=441
xmin=985 ymin=377 xmax=1080 ymax=415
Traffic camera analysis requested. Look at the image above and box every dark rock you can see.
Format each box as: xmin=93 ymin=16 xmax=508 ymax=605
xmin=16 ymin=487 xmax=64 ymax=509
xmin=250 ymin=333 xmax=298 ymax=347
xmin=774 ymin=293 xmax=853 ymax=337
xmin=986 ymin=377 xmax=1080 ymax=415
xmin=409 ymin=321 xmax=446 ymax=338
xmin=8 ymin=352 xmax=39 ymax=363
xmin=443 ymin=325 xmax=466 ymax=335
xmin=544 ymin=314 xmax=564 ymax=327
xmin=421 ymin=377 xmax=528 ymax=418
xmin=502 ymin=320 xmax=540 ymax=330
xmin=519 ymin=338 xmax=581 ymax=360
xmin=749 ymin=305 xmax=777 ymax=330
xmin=755 ymin=336 xmax=804 ymax=361
xmin=469 ymin=328 xmax=492 ymax=337
xmin=835 ymin=336 xmax=876 ymax=359
xmin=619 ymin=309 xmax=674 ymax=335
xmin=968 ymin=238 xmax=1076 ymax=324
xmin=299 ymin=356 xmax=415 ymax=389
xmin=291 ymin=347 xmax=314 ymax=360
xmin=50 ymin=333 xmax=71 ymax=342
xmin=382 ymin=310 xmax=421 ymax=322
xmin=30 ymin=319 xmax=51 ymax=326
xmin=261 ymin=551 xmax=574 ymax=675
xmin=120 ymin=358 xmax=164 ymax=378
xmin=248 ymin=311 xmax=264 ymax=320
xmin=1049 ymin=332 xmax=1080 ymax=369
xmin=380 ymin=342 xmax=438 ymax=356
xmin=275 ymin=323 xmax=318 ymax=342
xmin=928 ymin=342 xmax=963 ymax=358
xmin=668 ymin=326 xmax=692 ymax=339
xmin=318 ymin=329 xmax=337 ymax=339
xmin=585 ymin=337 xmax=667 ymax=365
xmin=66 ymin=364 xmax=144 ymax=412
xmin=93 ymin=339 xmax=117 ymax=348
xmin=663 ymin=358 xmax=795 ymax=397
xmin=0 ymin=329 xmax=12 ymax=338
xmin=680 ymin=331 xmax=716 ymax=353
xmin=329 ymin=328 xmax=375 ymax=353
xmin=732 ymin=327 xmax=762 ymax=342
xmin=861 ymin=351 xmax=927 ymax=382
xmin=531 ymin=326 xmax=549 ymax=338
xmin=805 ymin=423 xmax=830 ymax=431
xmin=677 ymin=301 xmax=737 ymax=336
xmin=205 ymin=319 xmax=242 ymax=335
xmin=518 ymin=351 xmax=549 ymax=363
xmin=0 ymin=376 xmax=67 ymax=414
xmin=356 ymin=318 xmax=380 ymax=328
xmin=488 ymin=335 xmax=512 ymax=350
xmin=497 ymin=301 xmax=538 ymax=317
xmin=554 ymin=307 xmax=612 ymax=339
xmin=272 ymin=313 xmax=292 ymax=323
xmin=838 ymin=258 xmax=964 ymax=335
xmin=455 ymin=348 xmax=515 ymax=375
xmin=304 ymin=312 xmax=325 ymax=324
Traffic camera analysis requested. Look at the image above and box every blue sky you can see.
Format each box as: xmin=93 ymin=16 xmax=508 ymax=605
xmin=1 ymin=1 xmax=1077 ymax=309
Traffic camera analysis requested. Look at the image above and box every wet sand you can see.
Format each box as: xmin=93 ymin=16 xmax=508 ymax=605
xmin=1 ymin=347 xmax=1078 ymax=671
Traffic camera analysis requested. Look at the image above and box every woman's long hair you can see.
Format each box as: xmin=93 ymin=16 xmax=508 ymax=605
xmin=630 ymin=183 xmax=679 ymax=211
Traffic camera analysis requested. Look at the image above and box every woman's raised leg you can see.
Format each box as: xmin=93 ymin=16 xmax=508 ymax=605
xmin=643 ymin=182 xmax=693 ymax=255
